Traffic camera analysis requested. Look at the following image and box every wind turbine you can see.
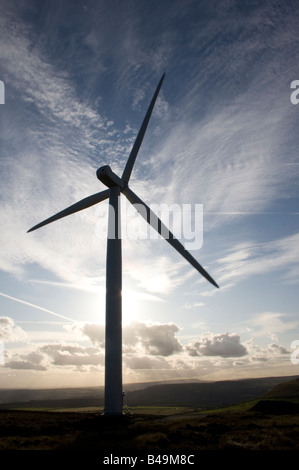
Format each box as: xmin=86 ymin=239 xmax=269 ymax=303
xmin=27 ymin=73 xmax=219 ymax=415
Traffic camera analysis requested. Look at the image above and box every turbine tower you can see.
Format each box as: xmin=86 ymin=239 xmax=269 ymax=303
xmin=27 ymin=74 xmax=219 ymax=415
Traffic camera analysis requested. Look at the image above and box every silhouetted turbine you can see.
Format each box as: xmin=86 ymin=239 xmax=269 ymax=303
xmin=28 ymin=73 xmax=219 ymax=415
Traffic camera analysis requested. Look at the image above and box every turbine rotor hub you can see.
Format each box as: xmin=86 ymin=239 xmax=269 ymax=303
xmin=97 ymin=165 xmax=125 ymax=189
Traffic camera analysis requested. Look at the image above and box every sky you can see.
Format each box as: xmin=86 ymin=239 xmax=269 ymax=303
xmin=0 ymin=0 xmax=299 ymax=390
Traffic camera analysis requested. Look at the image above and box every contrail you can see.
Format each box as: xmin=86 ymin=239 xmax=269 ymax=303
xmin=0 ymin=292 xmax=75 ymax=322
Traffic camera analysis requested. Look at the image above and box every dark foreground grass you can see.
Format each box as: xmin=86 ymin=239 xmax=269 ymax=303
xmin=1 ymin=406 xmax=299 ymax=451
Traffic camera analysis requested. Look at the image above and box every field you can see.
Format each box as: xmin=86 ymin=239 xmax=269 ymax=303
xmin=1 ymin=376 xmax=299 ymax=457
xmin=1 ymin=404 xmax=299 ymax=452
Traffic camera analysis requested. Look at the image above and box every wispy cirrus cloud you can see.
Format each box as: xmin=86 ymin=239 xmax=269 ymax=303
xmin=1 ymin=0 xmax=299 ymax=390
xmin=2 ymin=0 xmax=297 ymax=295
xmin=150 ymin=95 xmax=298 ymax=226
xmin=0 ymin=7 xmax=176 ymax=294
xmin=247 ymin=312 xmax=299 ymax=339
xmin=215 ymin=232 xmax=299 ymax=288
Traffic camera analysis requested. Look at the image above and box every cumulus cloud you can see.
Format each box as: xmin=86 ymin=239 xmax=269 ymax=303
xmin=0 ymin=317 xmax=27 ymax=343
xmin=246 ymin=338 xmax=289 ymax=363
xmin=41 ymin=344 xmax=104 ymax=367
xmin=5 ymin=350 xmax=48 ymax=371
xmin=4 ymin=342 xmax=104 ymax=371
xmin=268 ymin=344 xmax=289 ymax=355
xmin=66 ymin=323 xmax=105 ymax=347
xmin=127 ymin=322 xmax=182 ymax=356
xmin=186 ymin=332 xmax=247 ymax=358
xmin=74 ymin=321 xmax=182 ymax=356
xmin=5 ymin=359 xmax=47 ymax=371
xmin=3 ymin=319 xmax=182 ymax=373
xmin=2 ymin=323 xmax=291 ymax=383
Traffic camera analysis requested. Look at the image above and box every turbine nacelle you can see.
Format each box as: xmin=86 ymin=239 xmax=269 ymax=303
xmin=96 ymin=165 xmax=125 ymax=189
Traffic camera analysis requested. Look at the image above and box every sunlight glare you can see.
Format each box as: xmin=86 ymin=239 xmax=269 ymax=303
xmin=122 ymin=288 xmax=139 ymax=325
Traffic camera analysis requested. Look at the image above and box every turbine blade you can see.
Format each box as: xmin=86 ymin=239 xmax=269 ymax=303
xmin=122 ymin=187 xmax=219 ymax=288
xmin=27 ymin=189 xmax=110 ymax=233
xmin=122 ymin=73 xmax=165 ymax=184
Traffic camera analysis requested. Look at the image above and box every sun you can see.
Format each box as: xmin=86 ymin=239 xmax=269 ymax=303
xmin=122 ymin=287 xmax=140 ymax=325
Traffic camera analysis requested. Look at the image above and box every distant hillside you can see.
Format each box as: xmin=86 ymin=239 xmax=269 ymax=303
xmin=0 ymin=379 xmax=199 ymax=406
xmin=0 ymin=375 xmax=297 ymax=410
xmin=249 ymin=377 xmax=299 ymax=415
xmin=124 ymin=376 xmax=299 ymax=408
xmin=0 ymin=386 xmax=103 ymax=406
xmin=262 ymin=377 xmax=299 ymax=401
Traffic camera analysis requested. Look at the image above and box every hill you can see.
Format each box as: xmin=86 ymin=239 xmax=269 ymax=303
xmin=124 ymin=376 xmax=297 ymax=409
xmin=0 ymin=375 xmax=297 ymax=411
xmin=249 ymin=377 xmax=299 ymax=415
xmin=1 ymin=375 xmax=299 ymax=452
xmin=262 ymin=377 xmax=299 ymax=401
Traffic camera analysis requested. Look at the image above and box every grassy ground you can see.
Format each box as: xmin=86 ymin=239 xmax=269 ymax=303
xmin=1 ymin=403 xmax=299 ymax=451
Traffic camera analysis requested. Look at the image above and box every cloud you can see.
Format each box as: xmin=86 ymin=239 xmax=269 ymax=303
xmin=4 ymin=360 xmax=46 ymax=371
xmin=0 ymin=316 xmax=27 ymax=343
xmin=186 ymin=332 xmax=247 ymax=358
xmin=74 ymin=320 xmax=183 ymax=357
xmin=144 ymin=4 xmax=299 ymax=238
xmin=246 ymin=338 xmax=289 ymax=363
xmin=2 ymin=316 xmax=291 ymax=382
xmin=41 ymin=344 xmax=104 ymax=367
xmin=199 ymin=232 xmax=299 ymax=294
xmin=0 ymin=8 xmax=108 ymax=147
xmin=152 ymin=80 xmax=295 ymax=221
xmin=5 ymin=350 xmax=48 ymax=371
xmin=3 ymin=343 xmax=104 ymax=371
xmin=67 ymin=323 xmax=105 ymax=347
xmin=124 ymin=252 xmax=188 ymax=295
xmin=250 ymin=312 xmax=299 ymax=338
xmin=183 ymin=302 xmax=205 ymax=310
xmin=1 ymin=1 xmax=299 ymax=388
xmin=1 ymin=0 xmax=297 ymax=299
xmin=4 ymin=349 xmax=48 ymax=371
xmin=125 ymin=355 xmax=171 ymax=370
xmin=0 ymin=8 xmax=120 ymax=286
xmin=128 ymin=322 xmax=182 ymax=356
xmin=2 ymin=319 xmax=182 ymax=372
